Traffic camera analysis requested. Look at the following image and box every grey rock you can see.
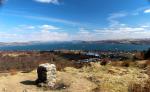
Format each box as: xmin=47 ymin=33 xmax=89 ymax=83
xmin=36 ymin=63 xmax=56 ymax=88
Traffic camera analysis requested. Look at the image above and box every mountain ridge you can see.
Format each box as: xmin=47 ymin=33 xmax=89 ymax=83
xmin=0 ymin=38 xmax=150 ymax=46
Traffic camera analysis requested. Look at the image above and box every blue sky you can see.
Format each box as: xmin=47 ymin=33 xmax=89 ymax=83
xmin=0 ymin=0 xmax=150 ymax=42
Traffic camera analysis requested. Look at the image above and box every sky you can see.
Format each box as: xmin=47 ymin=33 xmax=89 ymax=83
xmin=0 ymin=0 xmax=150 ymax=42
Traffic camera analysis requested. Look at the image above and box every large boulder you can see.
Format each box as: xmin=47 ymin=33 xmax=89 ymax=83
xmin=36 ymin=63 xmax=56 ymax=88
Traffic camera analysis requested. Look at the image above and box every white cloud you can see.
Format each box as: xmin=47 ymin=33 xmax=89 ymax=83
xmin=26 ymin=26 xmax=35 ymax=29
xmin=93 ymin=26 xmax=150 ymax=40
xmin=71 ymin=25 xmax=150 ymax=41
xmin=17 ymin=24 xmax=60 ymax=31
xmin=132 ymin=6 xmax=149 ymax=15
xmin=29 ymin=31 xmax=69 ymax=42
xmin=1 ymin=24 xmax=150 ymax=42
xmin=19 ymin=25 xmax=35 ymax=30
xmin=39 ymin=24 xmax=60 ymax=31
xmin=107 ymin=12 xmax=127 ymax=27
xmin=73 ymin=28 xmax=94 ymax=41
xmin=107 ymin=6 xmax=150 ymax=27
xmin=26 ymin=15 xmax=79 ymax=26
xmin=105 ymin=8 xmax=150 ymax=40
xmin=0 ymin=32 xmax=18 ymax=39
xmin=1 ymin=6 xmax=150 ymax=42
xmin=0 ymin=31 xmax=69 ymax=42
xmin=0 ymin=11 xmax=79 ymax=26
xmin=0 ymin=24 xmax=68 ymax=42
xmin=34 ymin=0 xmax=59 ymax=5
xmin=144 ymin=9 xmax=150 ymax=13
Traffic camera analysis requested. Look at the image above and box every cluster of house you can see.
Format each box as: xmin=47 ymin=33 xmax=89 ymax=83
xmin=53 ymin=49 xmax=135 ymax=63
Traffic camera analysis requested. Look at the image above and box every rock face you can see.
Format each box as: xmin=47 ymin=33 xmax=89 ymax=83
xmin=36 ymin=63 xmax=56 ymax=88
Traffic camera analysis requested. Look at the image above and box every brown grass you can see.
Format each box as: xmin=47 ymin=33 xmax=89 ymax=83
xmin=0 ymin=51 xmax=79 ymax=72
xmin=128 ymin=79 xmax=150 ymax=92
xmin=0 ymin=61 xmax=149 ymax=92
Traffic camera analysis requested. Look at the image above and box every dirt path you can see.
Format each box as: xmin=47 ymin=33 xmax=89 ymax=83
xmin=0 ymin=71 xmax=43 ymax=92
xmin=0 ymin=70 xmax=97 ymax=92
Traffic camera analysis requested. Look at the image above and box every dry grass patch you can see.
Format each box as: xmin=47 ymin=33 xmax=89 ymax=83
xmin=56 ymin=71 xmax=97 ymax=92
xmin=128 ymin=79 xmax=150 ymax=92
xmin=80 ymin=62 xmax=149 ymax=92
xmin=0 ymin=61 xmax=149 ymax=92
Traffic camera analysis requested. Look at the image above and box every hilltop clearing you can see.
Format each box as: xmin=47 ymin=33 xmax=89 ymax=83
xmin=0 ymin=61 xmax=150 ymax=92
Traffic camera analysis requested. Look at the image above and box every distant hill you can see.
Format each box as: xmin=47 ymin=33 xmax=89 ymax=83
xmin=0 ymin=41 xmax=41 ymax=46
xmin=0 ymin=39 xmax=150 ymax=46
xmin=82 ymin=39 xmax=150 ymax=45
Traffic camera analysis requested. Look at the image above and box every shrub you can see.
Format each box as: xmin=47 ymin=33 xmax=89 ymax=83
xmin=121 ymin=61 xmax=130 ymax=67
xmin=144 ymin=48 xmax=150 ymax=59
xmin=0 ymin=51 xmax=80 ymax=72
xmin=0 ymin=52 xmax=55 ymax=72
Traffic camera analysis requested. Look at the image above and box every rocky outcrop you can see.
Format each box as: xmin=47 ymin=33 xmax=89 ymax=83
xmin=36 ymin=63 xmax=56 ymax=88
